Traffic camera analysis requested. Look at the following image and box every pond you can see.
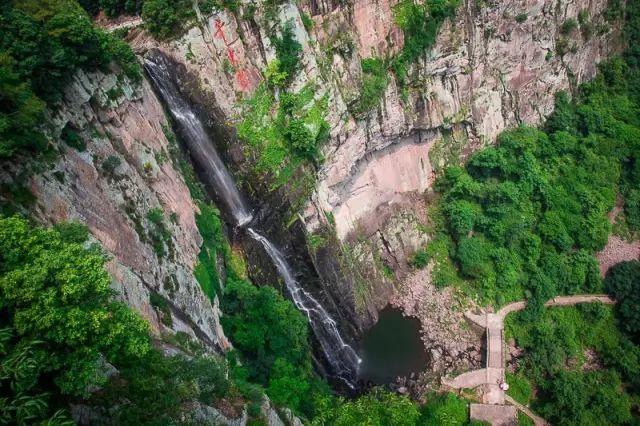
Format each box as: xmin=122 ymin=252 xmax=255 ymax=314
xmin=358 ymin=306 xmax=429 ymax=385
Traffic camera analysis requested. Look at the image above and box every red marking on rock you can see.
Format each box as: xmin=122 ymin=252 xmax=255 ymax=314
xmin=214 ymin=19 xmax=227 ymax=43
xmin=236 ymin=69 xmax=250 ymax=91
xmin=227 ymin=48 xmax=237 ymax=66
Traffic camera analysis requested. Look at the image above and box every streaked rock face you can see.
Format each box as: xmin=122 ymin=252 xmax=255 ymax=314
xmin=29 ymin=69 xmax=230 ymax=351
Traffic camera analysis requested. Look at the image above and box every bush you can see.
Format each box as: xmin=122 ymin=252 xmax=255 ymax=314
xmin=352 ymin=57 xmax=388 ymax=116
xmin=102 ymin=155 xmax=122 ymax=175
xmin=221 ymin=278 xmax=315 ymax=414
xmin=410 ymin=249 xmax=429 ymax=268
xmin=142 ymin=0 xmax=195 ymax=39
xmin=561 ymin=18 xmax=578 ymax=35
xmin=301 ymin=11 xmax=314 ymax=32
xmin=146 ymin=208 xmax=172 ymax=257
xmin=390 ymin=0 xmax=460 ymax=85
xmin=61 ymin=125 xmax=86 ymax=151
xmin=313 ymin=388 xmax=420 ymax=425
xmin=270 ymin=22 xmax=302 ymax=86
xmin=0 ymin=216 xmax=151 ymax=422
xmin=605 ymin=260 xmax=640 ymax=343
xmin=419 ymin=392 xmax=469 ymax=425
xmin=0 ymin=2 xmax=140 ymax=158
xmin=515 ymin=13 xmax=528 ymax=23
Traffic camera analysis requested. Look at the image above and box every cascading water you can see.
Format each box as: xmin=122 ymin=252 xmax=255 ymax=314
xmin=144 ymin=52 xmax=252 ymax=226
xmin=144 ymin=50 xmax=361 ymax=386
xmin=247 ymin=229 xmax=361 ymax=386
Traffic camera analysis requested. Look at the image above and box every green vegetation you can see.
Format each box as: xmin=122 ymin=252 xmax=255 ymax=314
xmin=270 ymin=21 xmax=303 ymax=85
xmin=506 ymin=304 xmax=640 ymax=424
xmin=146 ymin=207 xmax=173 ymax=258
xmin=301 ymin=11 xmax=314 ymax=32
xmin=194 ymin=203 xmax=229 ymax=300
xmin=222 ymin=277 xmax=324 ymax=416
xmin=0 ymin=215 xmax=149 ymax=422
xmin=0 ymin=1 xmax=139 ymax=159
xmin=102 ymin=154 xmax=122 ymax=176
xmin=505 ymin=372 xmax=533 ymax=406
xmin=313 ymin=388 xmax=420 ymax=425
xmin=346 ymin=0 xmax=460 ymax=114
xmin=605 ymin=260 xmax=640 ymax=343
xmin=421 ymin=49 xmax=640 ymax=308
xmin=515 ymin=13 xmax=528 ymax=23
xmin=352 ymin=57 xmax=389 ymax=116
xmin=141 ymin=0 xmax=196 ymax=39
xmin=391 ymin=0 xmax=460 ymax=86
xmin=237 ymin=83 xmax=329 ymax=188
xmin=561 ymin=18 xmax=578 ymax=35
xmin=79 ymin=0 xmax=143 ymax=16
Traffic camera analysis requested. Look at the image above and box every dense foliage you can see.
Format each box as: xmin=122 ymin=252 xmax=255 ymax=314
xmin=391 ymin=0 xmax=460 ymax=85
xmin=221 ymin=277 xmax=324 ymax=415
xmin=79 ymin=0 xmax=143 ymax=16
xmin=0 ymin=0 xmax=139 ymax=158
xmin=506 ymin=304 xmax=640 ymax=424
xmin=237 ymin=83 xmax=330 ymax=188
xmin=420 ymin=51 xmax=640 ymax=310
xmin=605 ymin=260 xmax=640 ymax=343
xmin=0 ymin=216 xmax=150 ymax=422
xmin=351 ymin=57 xmax=388 ymax=116
xmin=0 ymin=215 xmax=277 ymax=424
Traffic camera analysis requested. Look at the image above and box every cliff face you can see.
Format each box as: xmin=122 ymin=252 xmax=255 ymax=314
xmin=124 ymin=0 xmax=621 ymax=341
xmin=27 ymin=69 xmax=230 ymax=351
xmin=7 ymin=0 xmax=622 ymax=378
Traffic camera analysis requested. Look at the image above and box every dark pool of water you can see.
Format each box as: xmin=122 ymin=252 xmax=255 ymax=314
xmin=358 ymin=306 xmax=429 ymax=385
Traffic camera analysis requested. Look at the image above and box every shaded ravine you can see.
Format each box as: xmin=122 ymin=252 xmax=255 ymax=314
xmin=144 ymin=50 xmax=361 ymax=386
xmin=145 ymin=51 xmax=252 ymax=226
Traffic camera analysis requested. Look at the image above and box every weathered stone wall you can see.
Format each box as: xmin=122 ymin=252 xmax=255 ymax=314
xmin=28 ymin=69 xmax=230 ymax=350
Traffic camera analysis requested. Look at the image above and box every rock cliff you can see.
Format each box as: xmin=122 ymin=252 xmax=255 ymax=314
xmin=3 ymin=0 xmax=622 ymax=380
xmin=118 ymin=0 xmax=622 ymax=373
xmin=26 ymin=68 xmax=230 ymax=351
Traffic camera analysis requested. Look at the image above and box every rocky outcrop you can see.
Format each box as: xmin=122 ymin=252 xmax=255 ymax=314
xmin=27 ymin=68 xmax=230 ymax=351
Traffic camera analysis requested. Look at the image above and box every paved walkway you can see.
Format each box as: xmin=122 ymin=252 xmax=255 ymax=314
xmin=100 ymin=17 xmax=143 ymax=33
xmin=444 ymin=294 xmax=615 ymax=425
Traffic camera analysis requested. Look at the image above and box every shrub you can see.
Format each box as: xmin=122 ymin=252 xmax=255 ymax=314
xmin=605 ymin=260 xmax=640 ymax=343
xmin=142 ymin=0 xmax=195 ymax=39
xmin=352 ymin=57 xmax=388 ymax=116
xmin=301 ymin=11 xmax=314 ymax=32
xmin=146 ymin=208 xmax=172 ymax=257
xmin=61 ymin=125 xmax=86 ymax=151
xmin=102 ymin=155 xmax=122 ymax=175
xmin=313 ymin=388 xmax=420 ymax=425
xmin=410 ymin=249 xmax=429 ymax=268
xmin=515 ymin=13 xmax=528 ymax=23
xmin=150 ymin=292 xmax=173 ymax=326
xmin=270 ymin=22 xmax=302 ymax=86
xmin=561 ymin=18 xmax=578 ymax=35
xmin=0 ymin=216 xmax=150 ymax=422
xmin=419 ymin=392 xmax=469 ymax=425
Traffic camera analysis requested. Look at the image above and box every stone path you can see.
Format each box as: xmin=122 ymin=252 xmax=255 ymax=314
xmin=444 ymin=294 xmax=616 ymax=425
xmin=101 ymin=17 xmax=143 ymax=33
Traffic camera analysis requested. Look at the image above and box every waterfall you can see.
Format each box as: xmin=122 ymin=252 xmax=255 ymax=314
xmin=144 ymin=50 xmax=360 ymax=386
xmin=144 ymin=53 xmax=253 ymax=226
xmin=247 ymin=228 xmax=361 ymax=386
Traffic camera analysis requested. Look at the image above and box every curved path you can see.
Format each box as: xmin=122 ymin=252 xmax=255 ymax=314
xmin=445 ymin=294 xmax=615 ymax=425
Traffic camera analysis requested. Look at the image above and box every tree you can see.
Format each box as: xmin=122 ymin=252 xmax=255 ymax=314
xmin=605 ymin=260 xmax=640 ymax=343
xmin=313 ymin=388 xmax=420 ymax=426
xmin=0 ymin=216 xmax=151 ymax=422
xmin=221 ymin=277 xmax=315 ymax=413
